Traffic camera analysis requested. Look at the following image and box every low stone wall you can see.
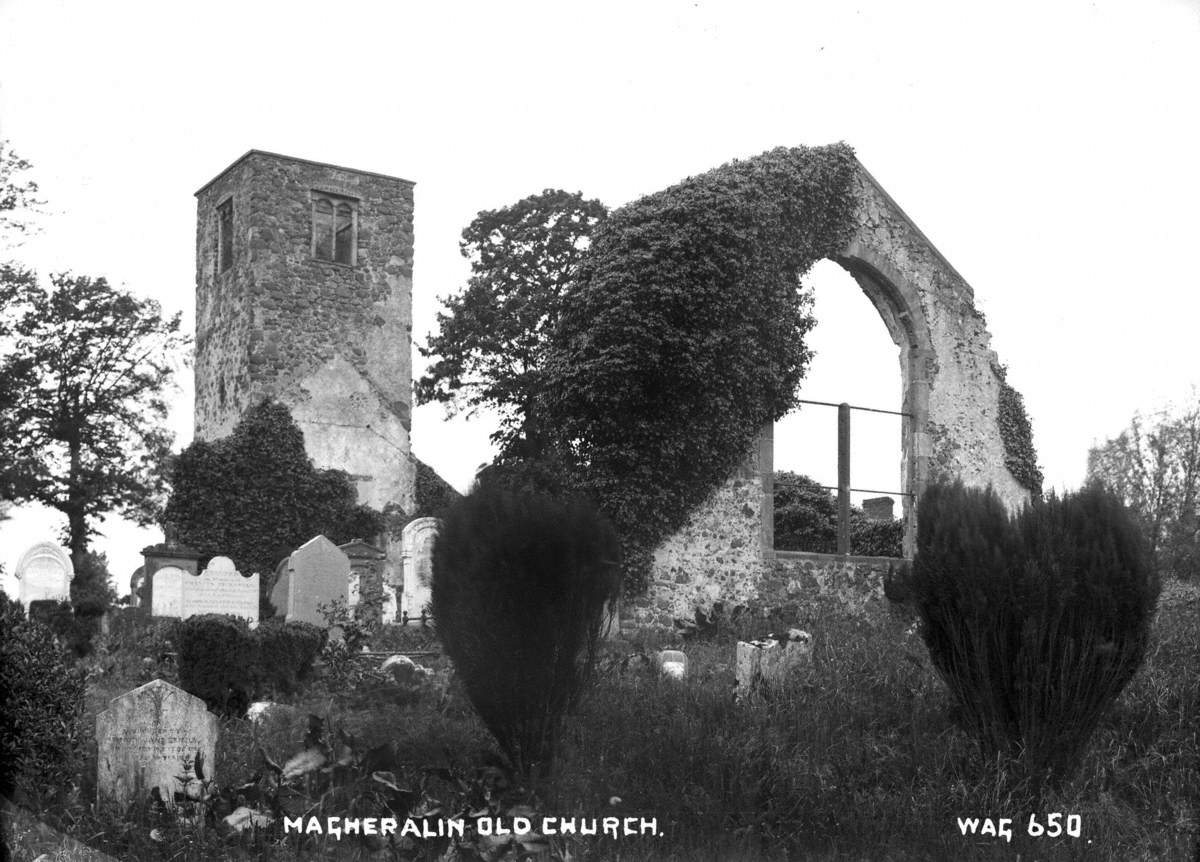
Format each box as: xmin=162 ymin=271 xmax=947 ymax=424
xmin=624 ymin=550 xmax=903 ymax=630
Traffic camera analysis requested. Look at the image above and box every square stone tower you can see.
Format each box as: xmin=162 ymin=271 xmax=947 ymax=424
xmin=194 ymin=151 xmax=415 ymax=514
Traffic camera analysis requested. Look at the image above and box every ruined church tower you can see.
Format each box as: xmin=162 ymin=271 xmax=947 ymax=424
xmin=193 ymin=151 xmax=415 ymax=515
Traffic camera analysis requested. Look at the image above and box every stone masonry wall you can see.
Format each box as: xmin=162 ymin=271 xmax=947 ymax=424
xmin=637 ymin=155 xmax=1032 ymax=629
xmin=194 ymin=151 xmax=416 ymax=514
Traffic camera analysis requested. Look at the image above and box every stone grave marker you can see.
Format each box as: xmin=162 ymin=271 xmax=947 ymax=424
xmin=151 ymin=566 xmax=186 ymax=618
xmin=14 ymin=541 xmax=72 ymax=610
xmin=182 ymin=557 xmax=259 ymax=623
xmin=271 ymin=535 xmax=350 ymax=626
xmin=400 ymin=518 xmax=439 ymax=620
xmin=95 ymin=679 xmax=219 ymax=808
xmin=734 ymin=629 xmax=814 ymax=700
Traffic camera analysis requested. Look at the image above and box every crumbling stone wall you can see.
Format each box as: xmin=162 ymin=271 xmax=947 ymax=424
xmin=194 ymin=151 xmax=415 ymax=514
xmin=634 ymin=156 xmax=1032 ymax=627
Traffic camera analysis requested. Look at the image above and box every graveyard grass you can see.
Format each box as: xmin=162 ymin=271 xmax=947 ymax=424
xmin=6 ymin=581 xmax=1199 ymax=861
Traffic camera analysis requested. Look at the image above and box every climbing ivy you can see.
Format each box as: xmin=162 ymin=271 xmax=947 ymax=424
xmin=994 ymin=365 xmax=1043 ymax=497
xmin=542 ymin=144 xmax=860 ymax=592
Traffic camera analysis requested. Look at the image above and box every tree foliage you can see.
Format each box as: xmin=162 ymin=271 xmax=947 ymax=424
xmin=432 ymin=482 xmax=621 ymax=776
xmin=162 ymin=399 xmax=384 ymax=604
xmin=416 ymin=189 xmax=608 ymax=457
xmin=0 ymin=140 xmax=42 ymax=240
xmin=541 ymin=144 xmax=859 ymax=590
xmin=1088 ymin=397 xmax=1200 ymax=578
xmin=907 ymin=482 xmax=1157 ymax=789
xmin=774 ymin=471 xmax=902 ymax=557
xmin=0 ymin=272 xmax=188 ymax=563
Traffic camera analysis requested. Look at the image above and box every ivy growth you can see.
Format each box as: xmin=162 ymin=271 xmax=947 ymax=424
xmin=994 ymin=364 xmax=1043 ymax=497
xmin=542 ymin=144 xmax=860 ymax=592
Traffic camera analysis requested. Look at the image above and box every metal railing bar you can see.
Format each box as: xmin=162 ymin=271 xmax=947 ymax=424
xmin=795 ymin=398 xmax=912 ymax=418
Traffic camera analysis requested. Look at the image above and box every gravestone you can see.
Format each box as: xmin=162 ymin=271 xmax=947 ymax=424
xmin=182 ymin=557 xmax=259 ymax=623
xmin=400 ymin=518 xmax=439 ymax=619
xmin=655 ymin=649 xmax=688 ymax=679
xmin=151 ymin=566 xmax=186 ymax=618
xmin=139 ymin=541 xmax=202 ymax=611
xmin=341 ymin=539 xmax=387 ymax=628
xmin=381 ymin=583 xmax=398 ymax=625
xmin=270 ymin=535 xmax=350 ymax=626
xmin=14 ymin=541 xmax=72 ymax=611
xmin=95 ymin=679 xmax=219 ymax=808
xmin=734 ymin=629 xmax=813 ymax=701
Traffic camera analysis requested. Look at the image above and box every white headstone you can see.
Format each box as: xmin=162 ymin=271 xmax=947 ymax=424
xmin=151 ymin=566 xmax=186 ymax=618
xmin=95 ymin=679 xmax=219 ymax=808
xmin=14 ymin=541 xmax=73 ymax=610
xmin=182 ymin=557 xmax=259 ymax=624
xmin=656 ymin=649 xmax=688 ymax=679
xmin=400 ymin=518 xmax=439 ymax=620
xmin=381 ymin=583 xmax=398 ymax=625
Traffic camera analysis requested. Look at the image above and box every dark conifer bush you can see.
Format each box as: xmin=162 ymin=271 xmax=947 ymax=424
xmin=176 ymin=614 xmax=255 ymax=717
xmin=910 ymin=482 xmax=1159 ymax=787
xmin=252 ymin=619 xmax=326 ymax=696
xmin=432 ymin=483 xmax=622 ymax=776
xmin=0 ymin=593 xmax=85 ymax=806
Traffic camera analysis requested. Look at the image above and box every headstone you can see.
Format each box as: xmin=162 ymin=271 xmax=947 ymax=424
xmin=381 ymin=583 xmax=398 ymax=625
xmin=14 ymin=541 xmax=72 ymax=610
xmin=181 ymin=557 xmax=259 ymax=624
xmin=655 ymin=649 xmax=688 ymax=679
xmin=95 ymin=679 xmax=219 ymax=808
xmin=271 ymin=535 xmax=350 ymax=626
xmin=340 ymin=539 xmax=387 ymax=627
xmin=151 ymin=566 xmax=185 ymax=618
xmin=400 ymin=518 xmax=439 ymax=620
xmin=139 ymin=541 xmax=202 ymax=610
xmin=735 ymin=629 xmax=813 ymax=700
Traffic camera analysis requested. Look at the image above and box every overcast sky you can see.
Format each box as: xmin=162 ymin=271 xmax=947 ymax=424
xmin=2 ymin=0 xmax=1198 ymax=591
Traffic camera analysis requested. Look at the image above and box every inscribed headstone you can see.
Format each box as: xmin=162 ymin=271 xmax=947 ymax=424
xmin=95 ymin=679 xmax=219 ymax=807
xmin=14 ymin=541 xmax=72 ymax=610
xmin=400 ymin=518 xmax=439 ymax=619
xmin=182 ymin=557 xmax=259 ymax=623
xmin=151 ymin=566 xmax=185 ymax=618
xmin=278 ymin=535 xmax=350 ymax=626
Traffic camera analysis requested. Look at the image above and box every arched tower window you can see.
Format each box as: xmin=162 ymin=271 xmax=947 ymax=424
xmin=216 ymin=198 xmax=234 ymax=273
xmin=312 ymin=193 xmax=358 ymax=265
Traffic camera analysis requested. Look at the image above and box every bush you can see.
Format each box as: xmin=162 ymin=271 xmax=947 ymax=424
xmin=908 ymin=482 xmax=1159 ymax=788
xmin=176 ymin=614 xmax=255 ymax=716
xmin=252 ymin=618 xmax=326 ymax=697
xmin=774 ymin=471 xmax=903 ymax=556
xmin=0 ymin=593 xmax=86 ymax=806
xmin=432 ymin=483 xmax=622 ymax=776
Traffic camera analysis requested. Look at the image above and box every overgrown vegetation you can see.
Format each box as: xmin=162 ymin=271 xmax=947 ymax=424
xmin=994 ymin=363 xmax=1044 ymax=497
xmin=541 ymin=144 xmax=859 ymax=592
xmin=774 ymin=471 xmax=903 ymax=556
xmin=0 ymin=593 xmax=86 ymax=808
xmin=432 ymin=483 xmax=622 ymax=776
xmin=163 ymin=399 xmax=384 ymax=605
xmin=1088 ymin=392 xmax=1200 ymax=579
xmin=905 ymin=482 xmax=1158 ymax=790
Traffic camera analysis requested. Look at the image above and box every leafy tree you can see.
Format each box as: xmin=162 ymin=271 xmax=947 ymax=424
xmin=162 ymin=399 xmax=384 ymax=607
xmin=0 ymin=272 xmax=188 ymax=564
xmin=0 ymin=139 xmax=42 ymax=240
xmin=1088 ymin=397 xmax=1200 ymax=578
xmin=541 ymin=144 xmax=859 ymax=590
xmin=416 ymin=189 xmax=607 ymax=458
xmin=774 ymin=471 xmax=903 ymax=557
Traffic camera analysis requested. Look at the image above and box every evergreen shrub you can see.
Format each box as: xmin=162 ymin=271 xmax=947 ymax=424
xmin=252 ymin=618 xmax=326 ymax=696
xmin=0 ymin=593 xmax=85 ymax=806
xmin=909 ymin=482 xmax=1159 ymax=787
xmin=432 ymin=483 xmax=622 ymax=776
xmin=176 ymin=614 xmax=254 ymax=716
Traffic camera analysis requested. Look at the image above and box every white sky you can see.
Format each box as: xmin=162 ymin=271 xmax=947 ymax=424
xmin=1 ymin=0 xmax=1198 ymax=592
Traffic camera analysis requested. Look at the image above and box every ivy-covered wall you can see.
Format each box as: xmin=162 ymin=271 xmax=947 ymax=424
xmin=640 ymin=148 xmax=1039 ymax=626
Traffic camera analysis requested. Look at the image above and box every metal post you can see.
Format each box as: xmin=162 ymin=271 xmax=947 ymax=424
xmin=838 ymin=402 xmax=851 ymax=555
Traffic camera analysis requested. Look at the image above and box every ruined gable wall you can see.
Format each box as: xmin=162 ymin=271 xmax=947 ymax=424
xmin=631 ymin=158 xmax=1030 ymax=627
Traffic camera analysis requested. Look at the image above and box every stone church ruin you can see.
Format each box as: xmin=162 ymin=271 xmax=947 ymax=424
xmin=192 ymin=149 xmax=1034 ymax=628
